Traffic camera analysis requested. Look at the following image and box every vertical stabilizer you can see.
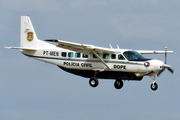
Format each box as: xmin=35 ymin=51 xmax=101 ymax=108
xmin=21 ymin=16 xmax=38 ymax=48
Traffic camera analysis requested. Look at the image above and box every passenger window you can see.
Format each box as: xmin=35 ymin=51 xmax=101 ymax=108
xmin=83 ymin=54 xmax=88 ymax=58
xmin=93 ymin=53 xmax=99 ymax=58
xmin=75 ymin=53 xmax=81 ymax=58
xmin=111 ymin=54 xmax=116 ymax=59
xmin=68 ymin=52 xmax=74 ymax=57
xmin=118 ymin=54 xmax=125 ymax=60
xmin=61 ymin=52 xmax=67 ymax=57
xmin=103 ymin=54 xmax=109 ymax=59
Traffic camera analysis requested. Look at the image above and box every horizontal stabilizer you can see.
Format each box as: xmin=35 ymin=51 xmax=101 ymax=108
xmin=5 ymin=47 xmax=37 ymax=51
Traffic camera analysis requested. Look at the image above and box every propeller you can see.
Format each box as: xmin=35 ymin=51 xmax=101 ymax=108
xmin=165 ymin=47 xmax=167 ymax=63
xmin=158 ymin=47 xmax=175 ymax=76
xmin=157 ymin=68 xmax=165 ymax=76
xmin=168 ymin=68 xmax=174 ymax=74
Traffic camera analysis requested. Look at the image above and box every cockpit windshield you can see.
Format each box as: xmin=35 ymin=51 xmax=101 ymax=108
xmin=123 ymin=51 xmax=145 ymax=61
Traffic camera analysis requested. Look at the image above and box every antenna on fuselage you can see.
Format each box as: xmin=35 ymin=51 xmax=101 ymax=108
xmin=117 ymin=45 xmax=120 ymax=49
xmin=165 ymin=47 xmax=167 ymax=64
xmin=109 ymin=44 xmax=113 ymax=49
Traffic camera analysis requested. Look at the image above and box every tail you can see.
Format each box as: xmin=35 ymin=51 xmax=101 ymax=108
xmin=5 ymin=16 xmax=55 ymax=50
xmin=20 ymin=16 xmax=38 ymax=48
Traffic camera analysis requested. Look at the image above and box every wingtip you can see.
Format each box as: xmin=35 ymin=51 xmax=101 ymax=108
xmin=4 ymin=46 xmax=12 ymax=49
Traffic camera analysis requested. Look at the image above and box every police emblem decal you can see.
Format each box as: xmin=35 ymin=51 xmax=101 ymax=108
xmin=144 ymin=62 xmax=150 ymax=67
xmin=27 ymin=32 xmax=34 ymax=42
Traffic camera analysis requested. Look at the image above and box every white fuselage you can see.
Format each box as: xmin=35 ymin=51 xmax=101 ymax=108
xmin=21 ymin=45 xmax=164 ymax=75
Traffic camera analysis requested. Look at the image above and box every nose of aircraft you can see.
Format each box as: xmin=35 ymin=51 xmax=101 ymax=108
xmin=158 ymin=61 xmax=175 ymax=76
xmin=161 ymin=63 xmax=171 ymax=69
xmin=153 ymin=60 xmax=164 ymax=70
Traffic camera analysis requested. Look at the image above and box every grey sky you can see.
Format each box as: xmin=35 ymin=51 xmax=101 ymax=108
xmin=1 ymin=0 xmax=180 ymax=120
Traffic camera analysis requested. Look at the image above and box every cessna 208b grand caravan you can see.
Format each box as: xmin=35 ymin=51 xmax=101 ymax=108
xmin=6 ymin=16 xmax=175 ymax=91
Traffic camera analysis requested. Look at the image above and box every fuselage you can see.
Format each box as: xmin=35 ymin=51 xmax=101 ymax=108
xmin=21 ymin=44 xmax=164 ymax=80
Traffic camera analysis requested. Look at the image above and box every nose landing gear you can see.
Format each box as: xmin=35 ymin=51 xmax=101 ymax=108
xmin=150 ymin=75 xmax=158 ymax=91
xmin=150 ymin=82 xmax=158 ymax=91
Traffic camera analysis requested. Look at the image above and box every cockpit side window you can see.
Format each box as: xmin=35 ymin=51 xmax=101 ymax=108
xmin=118 ymin=54 xmax=125 ymax=60
xmin=123 ymin=51 xmax=144 ymax=61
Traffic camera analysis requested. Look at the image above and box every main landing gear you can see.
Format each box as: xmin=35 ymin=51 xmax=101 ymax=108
xmin=89 ymin=77 xmax=124 ymax=89
xmin=89 ymin=71 xmax=99 ymax=87
xmin=89 ymin=77 xmax=99 ymax=87
xmin=89 ymin=71 xmax=124 ymax=89
xmin=114 ymin=80 xmax=123 ymax=89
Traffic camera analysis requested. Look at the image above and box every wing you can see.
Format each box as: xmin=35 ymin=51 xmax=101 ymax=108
xmin=45 ymin=39 xmax=116 ymax=54
xmin=45 ymin=39 xmax=116 ymax=70
xmin=45 ymin=39 xmax=174 ymax=55
xmin=136 ymin=50 xmax=174 ymax=54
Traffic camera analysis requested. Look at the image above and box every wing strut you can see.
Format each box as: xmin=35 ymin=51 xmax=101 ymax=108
xmin=92 ymin=50 xmax=111 ymax=70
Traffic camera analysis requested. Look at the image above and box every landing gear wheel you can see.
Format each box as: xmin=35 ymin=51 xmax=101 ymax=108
xmin=89 ymin=77 xmax=99 ymax=87
xmin=114 ymin=80 xmax=123 ymax=89
xmin=150 ymin=83 xmax=158 ymax=91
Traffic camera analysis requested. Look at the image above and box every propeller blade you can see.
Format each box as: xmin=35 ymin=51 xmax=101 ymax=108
xmin=168 ymin=68 xmax=175 ymax=75
xmin=165 ymin=47 xmax=167 ymax=64
xmin=158 ymin=68 xmax=165 ymax=77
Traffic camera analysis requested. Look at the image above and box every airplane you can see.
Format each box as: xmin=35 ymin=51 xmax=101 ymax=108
xmin=5 ymin=16 xmax=175 ymax=91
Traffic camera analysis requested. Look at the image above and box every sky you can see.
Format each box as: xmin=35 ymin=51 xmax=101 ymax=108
xmin=1 ymin=0 xmax=180 ymax=120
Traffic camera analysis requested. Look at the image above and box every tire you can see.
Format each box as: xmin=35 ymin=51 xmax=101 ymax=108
xmin=150 ymin=83 xmax=158 ymax=91
xmin=114 ymin=80 xmax=123 ymax=89
xmin=89 ymin=77 xmax=99 ymax=87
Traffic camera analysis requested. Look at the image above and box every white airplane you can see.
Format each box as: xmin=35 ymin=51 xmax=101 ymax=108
xmin=6 ymin=16 xmax=175 ymax=91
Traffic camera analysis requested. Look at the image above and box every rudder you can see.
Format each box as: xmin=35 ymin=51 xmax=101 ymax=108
xmin=21 ymin=16 xmax=38 ymax=48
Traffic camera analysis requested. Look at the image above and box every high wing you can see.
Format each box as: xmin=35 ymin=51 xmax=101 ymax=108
xmin=137 ymin=50 xmax=174 ymax=54
xmin=45 ymin=39 xmax=118 ymax=70
xmin=45 ymin=39 xmax=117 ymax=54
xmin=45 ymin=39 xmax=174 ymax=55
